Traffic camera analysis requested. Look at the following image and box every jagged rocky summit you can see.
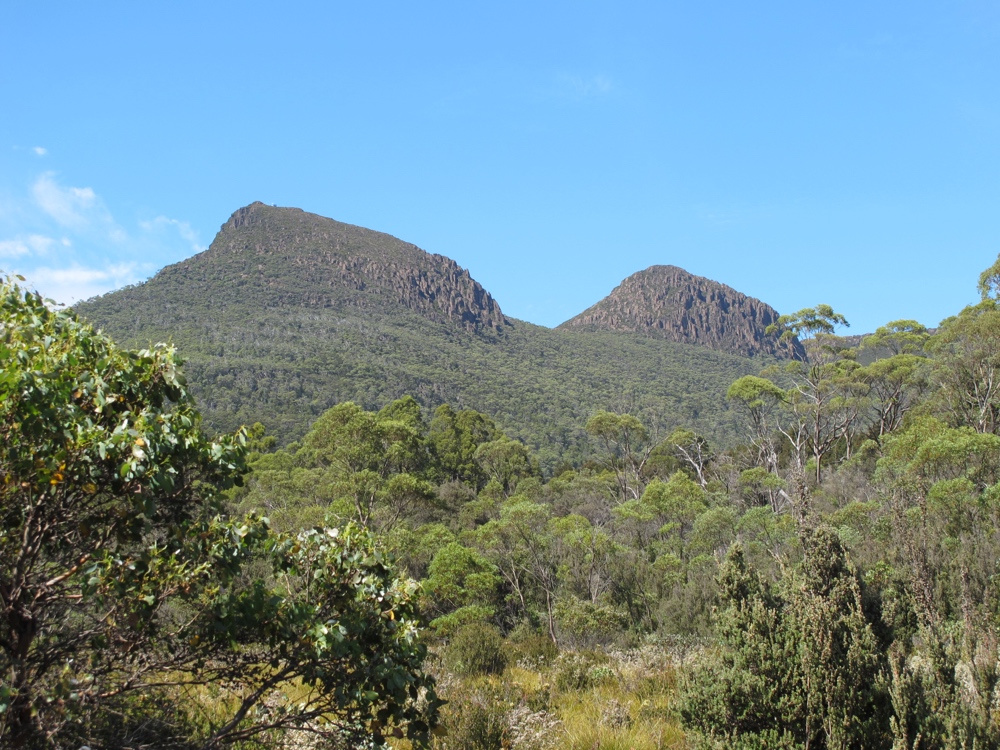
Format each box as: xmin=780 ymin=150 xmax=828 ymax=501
xmin=163 ymin=202 xmax=508 ymax=332
xmin=558 ymin=265 xmax=804 ymax=358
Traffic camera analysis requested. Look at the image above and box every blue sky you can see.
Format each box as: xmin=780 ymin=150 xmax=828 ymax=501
xmin=2 ymin=2 xmax=999 ymax=333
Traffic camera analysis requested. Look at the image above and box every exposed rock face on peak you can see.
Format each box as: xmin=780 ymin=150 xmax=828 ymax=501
xmin=558 ymin=265 xmax=803 ymax=358
xmin=164 ymin=202 xmax=508 ymax=333
xmin=75 ymin=205 xmax=786 ymax=457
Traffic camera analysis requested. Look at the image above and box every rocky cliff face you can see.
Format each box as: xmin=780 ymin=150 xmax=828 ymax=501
xmin=182 ymin=202 xmax=508 ymax=332
xmin=558 ymin=265 xmax=803 ymax=358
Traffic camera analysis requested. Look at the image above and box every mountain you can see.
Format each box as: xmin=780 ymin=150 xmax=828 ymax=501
xmin=126 ymin=201 xmax=508 ymax=332
xmin=75 ymin=203 xmax=794 ymax=469
xmin=558 ymin=265 xmax=804 ymax=359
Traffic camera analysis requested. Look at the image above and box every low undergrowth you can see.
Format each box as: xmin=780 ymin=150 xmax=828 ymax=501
xmin=391 ymin=641 xmax=687 ymax=750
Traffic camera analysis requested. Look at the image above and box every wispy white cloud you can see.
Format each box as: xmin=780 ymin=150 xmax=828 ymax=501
xmin=0 ymin=234 xmax=66 ymax=258
xmin=33 ymin=172 xmax=98 ymax=228
xmin=139 ymin=215 xmax=205 ymax=253
xmin=33 ymin=146 xmax=47 ymax=157
xmin=16 ymin=262 xmax=139 ymax=306
xmin=31 ymin=172 xmax=127 ymax=243
xmin=0 ymin=240 xmax=31 ymax=258
xmin=0 ymin=169 xmax=203 ymax=305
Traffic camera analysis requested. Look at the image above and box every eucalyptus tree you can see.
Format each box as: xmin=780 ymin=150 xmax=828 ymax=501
xmin=473 ymin=435 xmax=533 ymax=498
xmin=585 ymin=410 xmax=656 ymax=502
xmin=767 ymin=305 xmax=860 ymax=482
xmin=924 ymin=254 xmax=1000 ymax=435
xmin=549 ymin=513 xmax=616 ymax=606
xmin=858 ymin=321 xmax=930 ymax=440
xmin=665 ymin=427 xmax=714 ymax=488
xmin=474 ymin=499 xmax=560 ymax=643
xmin=976 ymin=251 xmax=1000 ymax=301
xmin=0 ymin=279 xmax=439 ymax=749
xmin=727 ymin=375 xmax=789 ymax=512
xmin=301 ymin=398 xmax=436 ymax=531
xmin=427 ymin=404 xmax=498 ymax=488
xmin=928 ymin=300 xmax=1000 ymax=435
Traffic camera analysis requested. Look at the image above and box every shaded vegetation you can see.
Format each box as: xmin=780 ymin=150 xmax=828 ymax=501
xmin=75 ymin=203 xmax=778 ymax=472
xmin=0 ymin=279 xmax=439 ymax=749
xmin=10 ymin=206 xmax=1000 ymax=748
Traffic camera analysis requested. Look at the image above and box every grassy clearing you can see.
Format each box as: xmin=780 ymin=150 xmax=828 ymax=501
xmin=389 ymin=644 xmax=688 ymax=750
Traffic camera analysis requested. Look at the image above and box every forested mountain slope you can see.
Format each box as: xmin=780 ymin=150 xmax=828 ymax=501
xmin=75 ymin=203 xmax=791 ymax=467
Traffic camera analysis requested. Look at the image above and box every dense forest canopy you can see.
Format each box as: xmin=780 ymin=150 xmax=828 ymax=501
xmin=74 ymin=203 xmax=798 ymax=472
xmin=5 ymin=248 xmax=1000 ymax=748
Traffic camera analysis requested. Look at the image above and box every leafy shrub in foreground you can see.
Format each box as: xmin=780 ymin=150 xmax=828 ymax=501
xmin=445 ymin=623 xmax=508 ymax=676
xmin=0 ymin=279 xmax=439 ymax=748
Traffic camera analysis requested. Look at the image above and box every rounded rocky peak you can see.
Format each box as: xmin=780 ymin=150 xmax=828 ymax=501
xmin=206 ymin=203 xmax=508 ymax=332
xmin=222 ymin=202 xmax=305 ymax=232
xmin=559 ymin=264 xmax=803 ymax=358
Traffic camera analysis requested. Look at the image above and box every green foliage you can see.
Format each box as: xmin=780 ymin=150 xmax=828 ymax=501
xmin=680 ymin=533 xmax=892 ymax=749
xmin=586 ymin=410 xmax=654 ymax=501
xmin=445 ymin=623 xmax=509 ymax=676
xmin=870 ymin=416 xmax=1000 ymax=747
xmin=859 ymin=352 xmax=929 ymax=438
xmin=431 ymin=679 xmax=528 ymax=750
xmin=473 ymin=498 xmax=561 ymax=640
xmin=767 ymin=304 xmax=849 ymax=344
xmin=861 ymin=320 xmax=929 ymax=357
xmin=232 ymin=397 xmax=444 ymax=533
xmin=77 ymin=243 xmax=768 ymax=473
xmin=424 ymin=542 xmax=501 ymax=631
xmin=977 ymin=251 xmax=1000 ymax=301
xmin=0 ymin=279 xmax=439 ymax=748
xmin=301 ymin=398 xmax=437 ymax=530
xmin=552 ymin=650 xmax=614 ymax=692
xmin=643 ymin=472 xmax=708 ymax=539
xmin=51 ymin=240 xmax=1000 ymax=747
xmin=506 ymin=623 xmax=560 ymax=666
xmin=665 ymin=427 xmax=713 ymax=486
xmin=554 ymin=597 xmax=628 ymax=648
xmin=474 ymin=435 xmax=534 ymax=497
xmin=0 ymin=279 xmax=242 ymax=745
xmin=928 ymin=299 xmax=1000 ymax=434
xmin=428 ymin=404 xmax=498 ymax=488
xmin=389 ymin=521 xmax=457 ymax=579
xmin=203 ymin=523 xmax=441 ymax=747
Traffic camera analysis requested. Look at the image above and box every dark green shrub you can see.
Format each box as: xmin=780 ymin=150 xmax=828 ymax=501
xmin=506 ymin=623 xmax=558 ymax=667
xmin=445 ymin=623 xmax=508 ymax=676
xmin=435 ymin=695 xmax=507 ymax=750
xmin=433 ymin=680 xmax=529 ymax=750
xmin=679 ymin=533 xmax=892 ymax=749
xmin=554 ymin=597 xmax=628 ymax=649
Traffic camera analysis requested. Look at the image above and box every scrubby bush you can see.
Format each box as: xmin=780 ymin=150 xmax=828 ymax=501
xmin=0 ymin=279 xmax=440 ymax=748
xmin=554 ymin=597 xmax=629 ymax=649
xmin=445 ymin=623 xmax=509 ymax=676
xmin=553 ymin=650 xmax=614 ymax=692
xmin=679 ymin=533 xmax=891 ymax=749
xmin=507 ymin=623 xmax=559 ymax=668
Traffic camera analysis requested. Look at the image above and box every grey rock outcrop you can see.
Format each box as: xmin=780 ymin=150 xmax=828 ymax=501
xmin=191 ymin=202 xmax=507 ymax=332
xmin=558 ymin=265 xmax=802 ymax=358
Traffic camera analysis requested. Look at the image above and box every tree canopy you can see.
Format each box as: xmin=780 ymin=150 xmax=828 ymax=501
xmin=0 ymin=279 xmax=439 ymax=748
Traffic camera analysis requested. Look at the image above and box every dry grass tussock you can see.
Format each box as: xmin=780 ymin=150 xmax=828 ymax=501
xmin=388 ymin=644 xmax=686 ymax=750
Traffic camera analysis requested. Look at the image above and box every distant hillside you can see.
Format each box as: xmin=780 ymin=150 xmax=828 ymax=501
xmin=559 ymin=265 xmax=804 ymax=359
xmin=76 ymin=204 xmax=794 ymax=469
xmin=126 ymin=201 xmax=508 ymax=332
